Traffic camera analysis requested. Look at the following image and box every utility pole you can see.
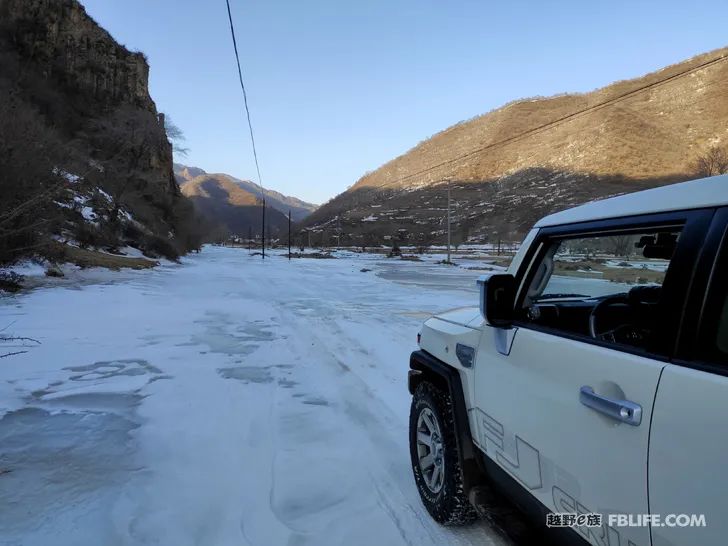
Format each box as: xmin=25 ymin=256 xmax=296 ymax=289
xmin=336 ymin=216 xmax=341 ymax=248
xmin=261 ymin=198 xmax=266 ymax=260
xmin=248 ymin=225 xmax=252 ymax=253
xmin=288 ymin=210 xmax=291 ymax=260
xmin=446 ymin=184 xmax=451 ymax=264
xmin=308 ymin=230 xmax=311 ymax=249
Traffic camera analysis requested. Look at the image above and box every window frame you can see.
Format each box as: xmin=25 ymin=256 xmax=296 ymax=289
xmin=510 ymin=208 xmax=715 ymax=361
xmin=674 ymin=206 xmax=728 ymax=375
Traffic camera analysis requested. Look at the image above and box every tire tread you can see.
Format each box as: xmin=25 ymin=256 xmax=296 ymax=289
xmin=409 ymin=381 xmax=479 ymax=526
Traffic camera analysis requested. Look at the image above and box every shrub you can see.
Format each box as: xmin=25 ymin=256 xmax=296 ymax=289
xmin=0 ymin=270 xmax=24 ymax=292
xmin=140 ymin=234 xmax=179 ymax=261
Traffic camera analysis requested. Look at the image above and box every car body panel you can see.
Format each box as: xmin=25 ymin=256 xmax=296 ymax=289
xmin=649 ymin=364 xmax=728 ymax=546
xmin=419 ymin=316 xmax=481 ymax=417
xmin=536 ymin=174 xmax=728 ymax=228
xmin=412 ymin=175 xmax=728 ymax=544
xmin=473 ymin=327 xmax=662 ymax=546
xmin=431 ymin=306 xmax=482 ymax=328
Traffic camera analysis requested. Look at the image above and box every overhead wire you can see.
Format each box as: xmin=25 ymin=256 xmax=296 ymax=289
xmin=224 ymin=0 xmax=268 ymax=256
xmin=364 ymin=53 xmax=728 ymax=192
xmin=225 ymin=0 xmax=265 ymax=195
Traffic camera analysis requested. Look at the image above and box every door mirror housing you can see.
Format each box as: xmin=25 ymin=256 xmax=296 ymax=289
xmin=477 ymin=273 xmax=516 ymax=328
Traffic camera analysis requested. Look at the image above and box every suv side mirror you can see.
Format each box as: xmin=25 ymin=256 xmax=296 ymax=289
xmin=477 ymin=273 xmax=516 ymax=328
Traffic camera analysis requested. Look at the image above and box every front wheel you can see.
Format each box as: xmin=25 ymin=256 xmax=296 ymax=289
xmin=409 ymin=381 xmax=479 ymax=525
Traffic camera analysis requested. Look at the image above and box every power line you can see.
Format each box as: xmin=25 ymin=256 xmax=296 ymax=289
xmin=364 ymin=53 xmax=728 ymax=192
xmin=329 ymin=53 xmax=726 ymax=247
xmin=225 ymin=0 xmax=264 ymax=194
xmin=225 ymin=0 xmax=267 ymax=258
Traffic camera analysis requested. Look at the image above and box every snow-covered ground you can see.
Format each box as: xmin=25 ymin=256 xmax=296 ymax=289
xmin=0 ymin=246 xmax=511 ymax=546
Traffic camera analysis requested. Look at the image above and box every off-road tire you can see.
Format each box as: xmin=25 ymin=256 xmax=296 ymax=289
xmin=409 ymin=381 xmax=479 ymax=525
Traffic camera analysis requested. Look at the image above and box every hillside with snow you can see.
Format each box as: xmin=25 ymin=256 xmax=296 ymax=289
xmin=303 ymin=47 xmax=728 ymax=245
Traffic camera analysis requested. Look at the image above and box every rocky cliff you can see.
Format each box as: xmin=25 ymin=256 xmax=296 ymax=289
xmin=1 ymin=0 xmax=153 ymax=108
xmin=0 ymin=0 xmax=201 ymax=265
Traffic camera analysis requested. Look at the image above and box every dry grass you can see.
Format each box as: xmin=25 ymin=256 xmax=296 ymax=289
xmin=554 ymin=260 xmax=665 ymax=284
xmin=305 ymin=47 xmax=728 ymax=246
xmin=352 ymin=47 xmax=728 ymax=191
xmin=287 ymin=252 xmax=336 ymax=259
xmin=61 ymin=245 xmax=158 ymax=270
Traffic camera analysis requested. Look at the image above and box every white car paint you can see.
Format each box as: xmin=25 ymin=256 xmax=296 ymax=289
xmin=648 ymin=364 xmax=728 ymax=546
xmin=536 ymin=173 xmax=728 ymax=227
xmin=472 ymin=328 xmax=661 ymax=546
xmin=419 ymin=175 xmax=728 ymax=546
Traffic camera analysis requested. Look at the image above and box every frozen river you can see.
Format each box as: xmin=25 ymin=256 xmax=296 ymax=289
xmin=0 ymin=247 xmax=511 ymax=546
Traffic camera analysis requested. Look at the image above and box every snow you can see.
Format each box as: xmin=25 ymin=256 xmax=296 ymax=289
xmin=118 ymin=246 xmax=146 ymax=258
xmin=0 ymin=247 xmax=508 ymax=546
xmin=4 ymin=260 xmax=46 ymax=278
xmin=53 ymin=168 xmax=81 ymax=184
xmin=604 ymin=259 xmax=668 ymax=272
xmin=55 ymin=194 xmax=99 ymax=223
xmin=80 ymin=205 xmax=97 ymax=221
xmin=98 ymin=188 xmax=113 ymax=202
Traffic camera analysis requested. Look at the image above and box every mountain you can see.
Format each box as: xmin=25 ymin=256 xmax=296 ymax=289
xmin=303 ymin=47 xmax=728 ymax=246
xmin=174 ymin=163 xmax=317 ymax=233
xmin=179 ymin=173 xmax=290 ymax=237
xmin=174 ymin=164 xmax=207 ymax=183
xmin=0 ymin=0 xmax=203 ymax=266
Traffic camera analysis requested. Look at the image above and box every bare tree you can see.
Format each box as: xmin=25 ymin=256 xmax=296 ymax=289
xmin=0 ymin=336 xmax=40 ymax=358
xmin=0 ymin=86 xmax=66 ymax=265
xmin=87 ymin=106 xmax=170 ymax=237
xmin=0 ymin=323 xmax=40 ymax=359
xmin=693 ymin=146 xmax=728 ymax=177
xmin=453 ymin=224 xmax=471 ymax=252
xmin=164 ymin=114 xmax=190 ymax=157
xmin=607 ymin=235 xmax=632 ymax=257
xmin=415 ymin=231 xmax=434 ymax=254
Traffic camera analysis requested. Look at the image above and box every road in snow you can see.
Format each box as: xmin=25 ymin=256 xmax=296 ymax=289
xmin=0 ymin=246 xmax=512 ymax=546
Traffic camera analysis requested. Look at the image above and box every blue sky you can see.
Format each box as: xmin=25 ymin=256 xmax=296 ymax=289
xmin=82 ymin=0 xmax=728 ymax=204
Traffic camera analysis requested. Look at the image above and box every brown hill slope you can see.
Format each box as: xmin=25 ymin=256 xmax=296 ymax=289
xmin=181 ymin=174 xmax=290 ymax=237
xmin=174 ymin=164 xmax=207 ymax=184
xmin=174 ymin=163 xmax=317 ymax=223
xmin=303 ymin=47 xmax=728 ymax=245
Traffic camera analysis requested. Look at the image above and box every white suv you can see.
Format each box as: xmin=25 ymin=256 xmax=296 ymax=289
xmin=408 ymin=174 xmax=728 ymax=546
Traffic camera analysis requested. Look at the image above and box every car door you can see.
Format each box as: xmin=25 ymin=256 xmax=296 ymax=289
xmin=648 ymin=207 xmax=728 ymax=546
xmin=472 ymin=210 xmax=712 ymax=546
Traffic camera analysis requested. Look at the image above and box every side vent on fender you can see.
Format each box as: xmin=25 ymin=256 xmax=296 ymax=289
xmin=456 ymin=343 xmax=476 ymax=368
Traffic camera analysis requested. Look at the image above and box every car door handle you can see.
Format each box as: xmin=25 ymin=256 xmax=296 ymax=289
xmin=579 ymin=386 xmax=642 ymax=426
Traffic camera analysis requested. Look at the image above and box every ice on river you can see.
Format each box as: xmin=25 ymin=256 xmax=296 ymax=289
xmin=0 ymin=247 xmax=510 ymax=546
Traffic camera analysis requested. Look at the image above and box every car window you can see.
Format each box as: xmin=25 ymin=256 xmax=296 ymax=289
xmin=517 ymin=227 xmax=683 ymax=352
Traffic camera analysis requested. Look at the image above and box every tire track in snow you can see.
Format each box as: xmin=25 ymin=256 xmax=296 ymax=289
xmin=273 ymin=284 xmax=510 ymax=546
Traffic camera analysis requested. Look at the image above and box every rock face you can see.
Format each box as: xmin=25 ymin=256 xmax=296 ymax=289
xmin=0 ymin=0 xmax=176 ymax=196
xmin=0 ymin=0 xmax=200 ymax=258
xmin=1 ymin=0 xmax=153 ymax=109
xmin=304 ymin=46 xmax=728 ymax=245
